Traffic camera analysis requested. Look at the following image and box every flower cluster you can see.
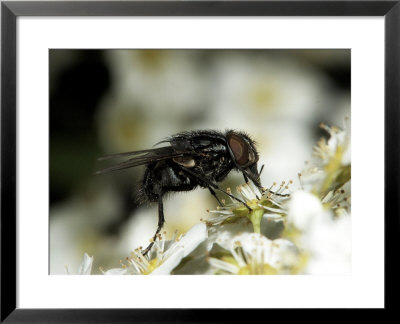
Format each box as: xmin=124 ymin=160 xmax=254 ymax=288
xmin=75 ymin=121 xmax=351 ymax=275
xmin=299 ymin=119 xmax=351 ymax=216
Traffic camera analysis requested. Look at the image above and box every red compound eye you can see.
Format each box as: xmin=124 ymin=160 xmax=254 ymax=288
xmin=228 ymin=133 xmax=249 ymax=165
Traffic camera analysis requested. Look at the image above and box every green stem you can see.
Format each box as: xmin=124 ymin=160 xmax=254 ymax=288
xmin=248 ymin=208 xmax=264 ymax=233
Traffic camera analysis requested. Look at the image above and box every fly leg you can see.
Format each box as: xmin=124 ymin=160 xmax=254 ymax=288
xmin=243 ymin=165 xmax=290 ymax=198
xmin=178 ymin=166 xmax=252 ymax=211
xmin=142 ymin=195 xmax=165 ymax=256
xmin=209 ymin=188 xmax=223 ymax=206
xmin=243 ymin=173 xmax=249 ymax=183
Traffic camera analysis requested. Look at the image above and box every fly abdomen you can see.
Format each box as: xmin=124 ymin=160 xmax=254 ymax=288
xmin=139 ymin=160 xmax=197 ymax=204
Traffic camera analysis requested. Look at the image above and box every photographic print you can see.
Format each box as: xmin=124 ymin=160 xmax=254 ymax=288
xmin=49 ymin=49 xmax=351 ymax=275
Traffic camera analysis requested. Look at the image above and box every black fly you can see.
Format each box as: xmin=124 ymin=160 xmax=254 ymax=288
xmin=96 ymin=130 xmax=263 ymax=255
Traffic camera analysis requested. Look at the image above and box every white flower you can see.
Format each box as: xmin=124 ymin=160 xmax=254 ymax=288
xmin=321 ymin=180 xmax=351 ymax=214
xmin=206 ymin=182 xmax=290 ymax=249
xmin=74 ymin=253 xmax=93 ymax=275
xmin=287 ymin=191 xmax=351 ymax=275
xmin=305 ymin=213 xmax=351 ymax=275
xmin=207 ymin=217 xmax=254 ymax=252
xmin=206 ymin=182 xmax=290 ymax=224
xmin=102 ymin=268 xmax=127 ymax=275
xmin=288 ymin=191 xmax=327 ymax=231
xmin=209 ymin=233 xmax=299 ymax=275
xmin=312 ymin=121 xmax=351 ymax=168
xmin=299 ymin=120 xmax=351 ymax=207
xmin=103 ymin=223 xmax=207 ymax=275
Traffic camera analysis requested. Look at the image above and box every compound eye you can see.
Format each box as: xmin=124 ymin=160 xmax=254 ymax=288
xmin=228 ymin=134 xmax=249 ymax=165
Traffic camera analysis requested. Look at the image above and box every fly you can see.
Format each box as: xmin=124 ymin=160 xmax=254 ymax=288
xmin=96 ymin=130 xmax=265 ymax=255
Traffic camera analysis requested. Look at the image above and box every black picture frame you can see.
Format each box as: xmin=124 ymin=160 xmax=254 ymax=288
xmin=1 ymin=0 xmax=398 ymax=322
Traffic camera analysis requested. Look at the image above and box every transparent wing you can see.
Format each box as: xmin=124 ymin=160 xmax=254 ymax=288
xmin=95 ymin=146 xmax=183 ymax=175
xmin=97 ymin=147 xmax=171 ymax=160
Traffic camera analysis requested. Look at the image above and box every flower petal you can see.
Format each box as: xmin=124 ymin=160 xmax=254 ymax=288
xmin=287 ymin=191 xmax=326 ymax=231
xmin=103 ymin=268 xmax=128 ymax=275
xmin=178 ymin=223 xmax=208 ymax=258
xmin=77 ymin=253 xmax=93 ymax=275
xmin=151 ymin=250 xmax=185 ymax=275
xmin=208 ymin=218 xmax=253 ymax=251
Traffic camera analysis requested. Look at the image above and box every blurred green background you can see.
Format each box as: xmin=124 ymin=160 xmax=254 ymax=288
xmin=50 ymin=49 xmax=350 ymax=274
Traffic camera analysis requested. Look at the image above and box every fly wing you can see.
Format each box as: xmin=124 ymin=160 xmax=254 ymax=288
xmin=97 ymin=148 xmax=170 ymax=161
xmin=95 ymin=146 xmax=183 ymax=175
